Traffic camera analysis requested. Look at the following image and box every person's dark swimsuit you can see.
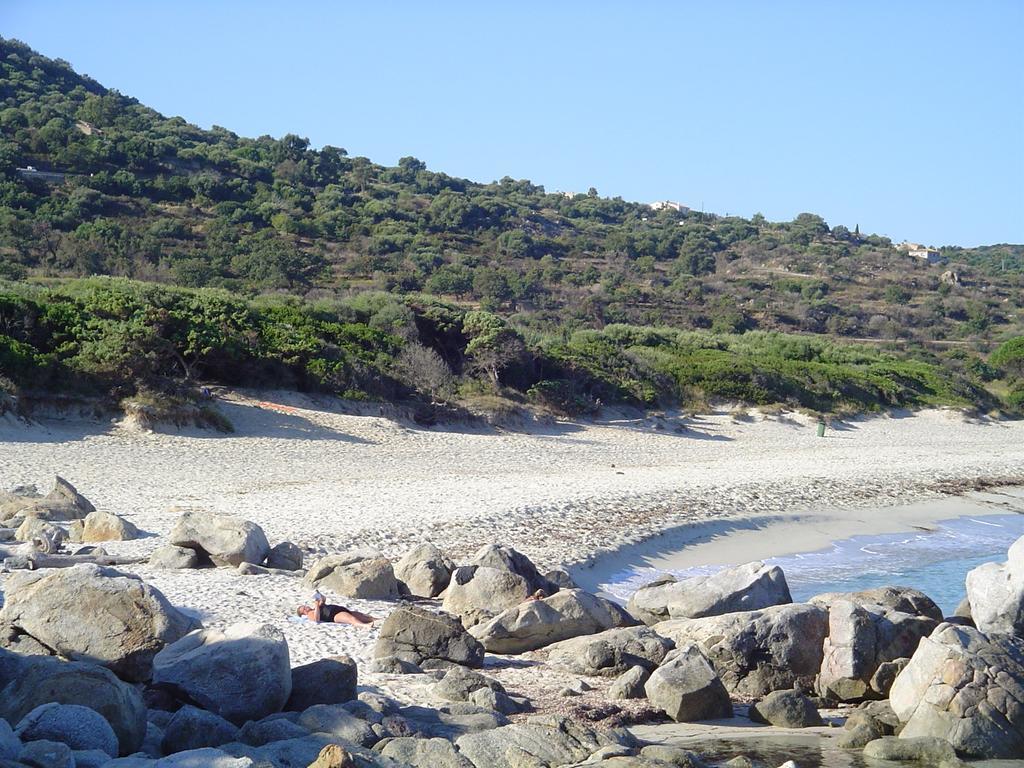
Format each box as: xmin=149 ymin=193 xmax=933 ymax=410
xmin=318 ymin=604 xmax=348 ymax=623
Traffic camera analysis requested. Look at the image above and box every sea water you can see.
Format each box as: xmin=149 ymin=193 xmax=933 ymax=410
xmin=601 ymin=512 xmax=1024 ymax=615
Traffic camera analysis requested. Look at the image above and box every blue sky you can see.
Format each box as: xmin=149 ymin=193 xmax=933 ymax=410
xmin=4 ymin=1 xmax=1022 ymax=246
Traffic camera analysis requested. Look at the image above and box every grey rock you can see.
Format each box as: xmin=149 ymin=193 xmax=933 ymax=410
xmin=151 ymin=623 xmax=291 ymax=726
xmin=378 ymin=736 xmax=473 ymax=768
xmin=305 ymin=551 xmax=400 ymax=600
xmin=237 ymin=716 xmax=310 ymax=747
xmin=869 ymin=657 xmax=910 ymax=697
xmin=0 ymin=476 xmax=94 ymax=525
xmin=628 ymin=562 xmax=791 ymax=625
xmin=0 ymin=656 xmax=147 ymax=755
xmin=607 ymin=666 xmax=650 ymax=700
xmin=296 ymin=704 xmax=377 ymax=747
xmin=467 ymin=688 xmax=523 ymax=715
xmin=469 ymin=589 xmax=636 ymax=654
xmin=73 ymin=749 xmax=115 ymax=768
xmin=148 ymin=545 xmax=200 ymax=570
xmin=18 ymin=740 xmax=73 ymax=768
xmin=394 ymin=543 xmax=453 ymax=598
xmin=748 ymin=690 xmax=822 ymax=728
xmin=396 ymin=704 xmax=508 ymax=740
xmin=373 ymin=605 xmax=484 ymax=667
xmin=368 ymin=656 xmax=423 ymax=675
xmin=16 ymin=702 xmax=119 ymax=756
xmin=266 ymin=541 xmax=303 ymax=571
xmin=0 ymin=564 xmax=199 ymax=682
xmin=160 ymin=705 xmax=239 ymax=755
xmin=285 ymin=655 xmax=357 ymax=711
xmin=546 ymin=625 xmax=673 ymax=677
xmin=168 ymin=510 xmax=269 ymax=568
xmin=653 ymin=603 xmax=827 ymax=697
xmin=82 ymin=510 xmax=140 ymax=542
xmin=153 ymin=748 xmax=255 ymax=767
xmin=639 ymin=744 xmax=709 ymax=766
xmin=14 ymin=518 xmax=67 ymax=550
xmin=433 ymin=667 xmax=504 ymax=703
xmin=644 ymin=645 xmax=732 ymax=723
xmin=469 ymin=544 xmax=557 ymax=595
xmin=0 ymin=718 xmax=19 ymax=761
xmin=455 ymin=714 xmax=631 ymax=768
xmin=809 ymin=585 xmax=943 ymax=621
xmin=862 ymin=735 xmax=960 ymax=763
xmin=543 ymin=568 xmax=578 ymax=590
xmin=441 ymin=565 xmax=531 ymax=628
xmin=890 ymin=622 xmax=1024 ymax=759
xmin=966 ymin=534 xmax=1024 ymax=635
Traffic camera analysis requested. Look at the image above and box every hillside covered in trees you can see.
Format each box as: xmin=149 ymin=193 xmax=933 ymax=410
xmin=1 ymin=37 xmax=1022 ymax=422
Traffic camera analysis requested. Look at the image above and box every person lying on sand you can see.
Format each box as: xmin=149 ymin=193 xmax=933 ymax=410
xmin=297 ymin=590 xmax=376 ymax=627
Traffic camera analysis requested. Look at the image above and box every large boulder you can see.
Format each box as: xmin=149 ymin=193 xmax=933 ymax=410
xmin=15 ymin=703 xmax=119 ymax=757
xmin=379 ymin=736 xmax=474 ymax=768
xmin=0 ymin=477 xmax=95 ymax=524
xmin=468 ymin=544 xmax=557 ymax=595
xmin=441 ymin=566 xmax=531 ymax=627
xmin=0 ymin=564 xmax=199 ymax=682
xmin=305 ymin=551 xmax=400 ymax=599
xmin=627 ymin=562 xmax=791 ymax=625
xmin=653 ymin=603 xmax=828 ymax=697
xmin=151 ymin=623 xmax=291 ymax=725
xmin=82 ymin=510 xmax=140 ymax=542
xmin=890 ymin=622 xmax=1024 ymax=759
xmin=809 ymin=585 xmax=943 ymax=622
xmin=0 ymin=656 xmax=147 ymax=755
xmin=749 ymin=690 xmax=822 ymax=728
xmin=469 ymin=589 xmax=636 ymax=654
xmin=862 ymin=736 xmax=961 ymax=764
xmin=644 ymin=644 xmax=733 ymax=722
xmin=160 ymin=705 xmax=239 ymax=755
xmin=966 ymin=534 xmax=1024 ymax=636
xmin=546 ymin=625 xmax=674 ymax=677
xmin=285 ymin=655 xmax=357 ymax=711
xmin=395 ymin=543 xmax=453 ymax=598
xmin=168 ymin=510 xmax=269 ymax=567
xmin=265 ymin=541 xmax=303 ymax=572
xmin=374 ymin=605 xmax=484 ymax=668
xmin=454 ymin=714 xmax=632 ymax=768
xmin=816 ymin=594 xmax=939 ymax=702
xmin=295 ymin=704 xmax=376 ymax=747
xmin=148 ymin=545 xmax=201 ymax=570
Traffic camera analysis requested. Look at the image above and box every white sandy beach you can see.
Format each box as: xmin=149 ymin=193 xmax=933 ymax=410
xmin=1 ymin=392 xmax=1023 ymax=704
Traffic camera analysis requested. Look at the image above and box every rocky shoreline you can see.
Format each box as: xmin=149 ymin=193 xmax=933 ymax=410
xmin=0 ymin=478 xmax=1022 ymax=767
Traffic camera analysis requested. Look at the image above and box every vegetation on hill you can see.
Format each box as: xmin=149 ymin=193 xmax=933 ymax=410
xmin=0 ymin=37 xmax=1021 ymax=420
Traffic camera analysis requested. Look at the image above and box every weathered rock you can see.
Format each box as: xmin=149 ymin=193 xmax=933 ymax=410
xmin=0 ymin=656 xmax=147 ymax=755
xmin=433 ymin=667 xmax=504 ymax=703
xmin=546 ymin=626 xmax=674 ymax=677
xmin=454 ymin=714 xmax=632 ymax=768
xmin=644 ymin=645 xmax=733 ymax=722
xmin=748 ymin=690 xmax=822 ymax=728
xmin=862 ymin=735 xmax=960 ymax=764
xmin=639 ymin=745 xmax=708 ymax=766
xmin=305 ymin=551 xmax=400 ymax=599
xmin=838 ymin=702 xmax=898 ymax=748
xmin=13 ymin=518 xmax=67 ymax=548
xmin=373 ymin=605 xmax=484 ymax=668
xmin=396 ymin=704 xmax=508 ymax=741
xmin=394 ymin=543 xmax=453 ymax=598
xmin=72 ymin=749 xmax=115 ymax=768
xmin=966 ymin=534 xmax=1024 ymax=636
xmin=82 ymin=510 xmax=140 ymax=542
xmin=470 ymin=589 xmax=636 ymax=654
xmin=148 ymin=545 xmax=201 ymax=570
xmin=544 ymin=568 xmax=578 ymax=591
xmin=0 ymin=476 xmax=95 ymax=524
xmin=467 ymin=688 xmax=524 ymax=716
xmin=628 ymin=562 xmax=791 ymax=625
xmin=378 ymin=736 xmax=473 ymax=768
xmin=168 ymin=510 xmax=270 ymax=568
xmin=160 ymin=705 xmax=239 ymax=755
xmin=151 ymin=623 xmax=291 ymax=726
xmin=307 ymin=744 xmax=356 ymax=768
xmin=653 ymin=603 xmax=827 ymax=697
xmin=809 ymin=585 xmax=943 ymax=621
xmin=18 ymin=739 xmax=74 ymax=768
xmin=0 ymin=564 xmax=199 ymax=683
xmin=608 ymin=665 xmax=650 ymax=700
xmin=369 ymin=655 xmax=423 ymax=675
xmin=285 ymin=655 xmax=357 ymax=712
xmin=15 ymin=703 xmax=119 ymax=757
xmin=441 ymin=565 xmax=532 ymax=627
xmin=0 ymin=718 xmax=19 ymax=761
xmin=816 ymin=596 xmax=938 ymax=703
xmin=890 ymin=622 xmax=1024 ymax=759
xmin=870 ymin=657 xmax=910 ymax=697
xmin=296 ymin=704 xmax=376 ymax=747
xmin=469 ymin=544 xmax=557 ymax=594
xmin=153 ymin=748 xmax=255 ymax=767
xmin=265 ymin=541 xmax=303 ymax=571
xmin=237 ymin=715 xmax=310 ymax=747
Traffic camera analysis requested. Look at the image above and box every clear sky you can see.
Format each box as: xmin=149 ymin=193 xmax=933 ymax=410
xmin=4 ymin=1 xmax=1022 ymax=246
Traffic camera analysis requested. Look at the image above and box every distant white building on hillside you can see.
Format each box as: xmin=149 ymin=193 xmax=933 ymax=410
xmin=649 ymin=200 xmax=690 ymax=213
xmin=898 ymin=241 xmax=941 ymax=264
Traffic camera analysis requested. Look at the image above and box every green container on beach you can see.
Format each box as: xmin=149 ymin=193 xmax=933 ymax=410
xmin=817 ymin=421 xmax=826 ymax=437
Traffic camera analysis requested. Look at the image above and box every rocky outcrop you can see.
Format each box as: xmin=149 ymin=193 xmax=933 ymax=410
xmin=816 ymin=594 xmax=939 ymax=702
xmin=151 ymin=623 xmax=291 ymax=725
xmin=644 ymin=644 xmax=733 ymax=722
xmin=628 ymin=562 xmax=791 ymax=625
xmin=286 ymin=655 xmax=357 ymax=711
xmin=469 ymin=589 xmax=636 ymax=654
xmin=305 ymin=550 xmax=401 ymax=599
xmin=395 ymin=543 xmax=454 ymax=598
xmin=890 ymin=622 xmax=1024 ymax=759
xmin=0 ymin=564 xmax=199 ymax=682
xmin=749 ymin=690 xmax=822 ymax=728
xmin=809 ymin=585 xmax=943 ymax=622
xmin=653 ymin=603 xmax=828 ymax=697
xmin=966 ymin=534 xmax=1024 ymax=636
xmin=374 ymin=605 xmax=484 ymax=668
xmin=441 ymin=566 xmax=532 ymax=627
xmin=0 ymin=477 xmax=95 ymax=525
xmin=454 ymin=714 xmax=632 ymax=768
xmin=82 ymin=510 xmax=140 ymax=542
xmin=168 ymin=510 xmax=270 ymax=568
xmin=0 ymin=656 xmax=147 ymax=755
xmin=546 ymin=625 xmax=674 ymax=677
xmin=15 ymin=703 xmax=119 ymax=757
